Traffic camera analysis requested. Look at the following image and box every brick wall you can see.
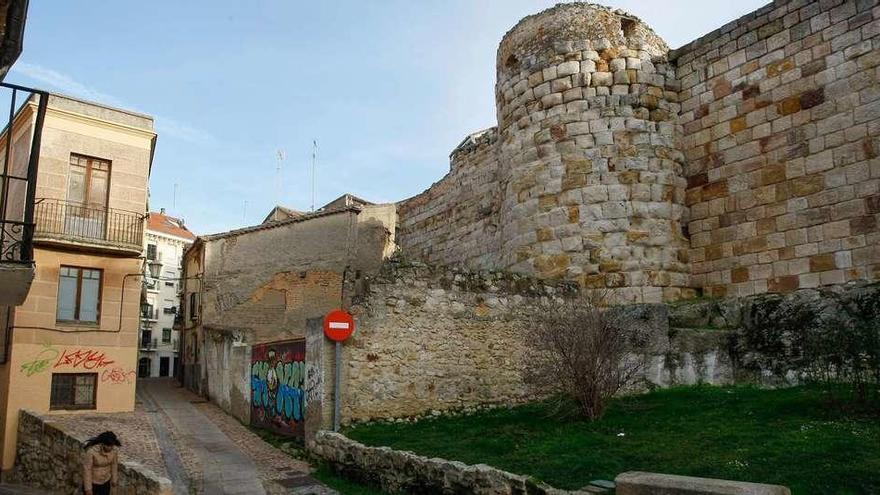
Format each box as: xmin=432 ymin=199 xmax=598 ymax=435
xmin=675 ymin=0 xmax=880 ymax=298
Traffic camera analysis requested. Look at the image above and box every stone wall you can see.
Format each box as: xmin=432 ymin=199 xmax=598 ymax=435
xmin=394 ymin=0 xmax=880 ymax=301
xmin=397 ymin=129 xmax=502 ymax=271
xmin=339 ymin=258 xmax=880 ymax=425
xmin=311 ymin=431 xmax=791 ymax=495
xmin=340 ymin=259 xmax=728 ymax=425
xmin=674 ymin=0 xmax=880 ymax=298
xmin=11 ymin=410 xmax=172 ymax=495
xmin=341 ymin=259 xmax=578 ymax=423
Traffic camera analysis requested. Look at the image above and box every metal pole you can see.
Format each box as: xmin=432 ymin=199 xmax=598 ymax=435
xmin=333 ymin=340 xmax=341 ymax=432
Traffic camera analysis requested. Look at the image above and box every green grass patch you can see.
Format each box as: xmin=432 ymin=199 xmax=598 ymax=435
xmin=312 ymin=463 xmax=387 ymax=495
xmin=346 ymin=385 xmax=880 ymax=494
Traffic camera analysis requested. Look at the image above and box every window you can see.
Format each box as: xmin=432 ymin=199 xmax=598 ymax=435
xmin=162 ymin=328 xmax=172 ymax=343
xmin=57 ymin=266 xmax=102 ymax=323
xmin=189 ymin=293 xmax=198 ymax=321
xmin=141 ymin=303 xmax=154 ymax=319
xmin=67 ymin=154 xmax=110 ymax=208
xmin=146 ymin=243 xmax=157 ymax=261
xmin=50 ymin=373 xmax=97 ymax=410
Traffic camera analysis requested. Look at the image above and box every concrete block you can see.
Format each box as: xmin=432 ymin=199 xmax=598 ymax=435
xmin=615 ymin=471 xmax=791 ymax=495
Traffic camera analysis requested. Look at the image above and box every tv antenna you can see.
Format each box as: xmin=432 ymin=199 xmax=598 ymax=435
xmin=276 ymin=149 xmax=286 ymax=204
xmin=310 ymin=140 xmax=317 ymax=212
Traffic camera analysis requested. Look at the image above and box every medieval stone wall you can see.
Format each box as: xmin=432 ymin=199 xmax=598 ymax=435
xmin=674 ymin=0 xmax=880 ymax=298
xmin=394 ymin=0 xmax=880 ymax=300
xmin=396 ymin=129 xmax=503 ymax=270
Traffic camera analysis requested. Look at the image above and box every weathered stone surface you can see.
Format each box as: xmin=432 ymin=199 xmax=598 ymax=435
xmin=394 ymin=0 xmax=880 ymax=302
xmin=313 ymin=433 xmax=791 ymax=495
xmin=615 ymin=471 xmax=791 ymax=495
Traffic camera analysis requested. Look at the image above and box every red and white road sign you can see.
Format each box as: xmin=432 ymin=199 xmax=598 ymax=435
xmin=323 ymin=309 xmax=355 ymax=342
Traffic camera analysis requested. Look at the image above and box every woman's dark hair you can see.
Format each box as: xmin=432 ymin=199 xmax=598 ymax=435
xmin=84 ymin=431 xmax=121 ymax=450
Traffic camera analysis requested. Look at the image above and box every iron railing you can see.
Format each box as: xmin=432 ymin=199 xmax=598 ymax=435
xmin=140 ymin=337 xmax=158 ymax=350
xmin=33 ymin=198 xmax=144 ymax=252
xmin=0 ymin=83 xmax=48 ymax=263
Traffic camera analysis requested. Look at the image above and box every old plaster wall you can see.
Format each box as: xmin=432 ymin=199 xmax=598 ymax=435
xmin=674 ymin=0 xmax=880 ymax=298
xmin=183 ymin=205 xmax=395 ymax=430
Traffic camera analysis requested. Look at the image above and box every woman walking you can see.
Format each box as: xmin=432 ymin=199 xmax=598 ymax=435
xmin=82 ymin=431 xmax=120 ymax=495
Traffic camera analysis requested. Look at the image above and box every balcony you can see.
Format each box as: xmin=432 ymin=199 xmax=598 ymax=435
xmin=140 ymin=337 xmax=158 ymax=351
xmin=33 ymin=199 xmax=144 ymax=256
xmin=141 ymin=308 xmax=159 ymax=322
xmin=0 ymin=83 xmax=48 ymax=306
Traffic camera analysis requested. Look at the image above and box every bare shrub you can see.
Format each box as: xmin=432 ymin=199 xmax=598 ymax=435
xmin=524 ymin=294 xmax=653 ymax=421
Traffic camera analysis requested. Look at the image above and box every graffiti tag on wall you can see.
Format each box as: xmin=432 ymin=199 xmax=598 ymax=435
xmin=251 ymin=340 xmax=307 ymax=438
xmin=20 ymin=345 xmax=116 ymax=377
xmin=20 ymin=344 xmax=58 ymax=376
xmin=55 ymin=349 xmax=115 ymax=369
xmin=101 ymin=368 xmax=136 ymax=385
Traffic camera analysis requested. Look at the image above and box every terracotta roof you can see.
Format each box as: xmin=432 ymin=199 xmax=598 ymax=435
xmin=147 ymin=211 xmax=196 ymax=240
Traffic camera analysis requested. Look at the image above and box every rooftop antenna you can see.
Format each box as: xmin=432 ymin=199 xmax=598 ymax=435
xmin=311 ymin=140 xmax=317 ymax=212
xmin=276 ymin=149 xmax=286 ymax=204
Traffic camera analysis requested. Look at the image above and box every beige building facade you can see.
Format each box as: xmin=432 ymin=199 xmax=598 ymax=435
xmin=0 ymin=94 xmax=155 ymax=471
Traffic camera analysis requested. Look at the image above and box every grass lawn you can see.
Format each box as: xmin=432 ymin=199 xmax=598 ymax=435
xmin=346 ymin=385 xmax=880 ymax=494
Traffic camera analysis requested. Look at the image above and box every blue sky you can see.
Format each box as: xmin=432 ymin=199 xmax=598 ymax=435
xmin=10 ymin=1 xmax=767 ymax=234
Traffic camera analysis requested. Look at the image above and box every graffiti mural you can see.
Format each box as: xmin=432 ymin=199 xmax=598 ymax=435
xmin=251 ymin=340 xmax=307 ymax=438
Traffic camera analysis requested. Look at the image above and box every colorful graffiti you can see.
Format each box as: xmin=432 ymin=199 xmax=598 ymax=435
xmin=20 ymin=344 xmax=59 ymax=376
xmin=251 ymin=340 xmax=306 ymax=438
xmin=20 ymin=345 xmax=116 ymax=377
xmin=101 ymin=367 xmax=136 ymax=385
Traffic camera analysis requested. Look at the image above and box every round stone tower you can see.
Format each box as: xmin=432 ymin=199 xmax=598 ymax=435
xmin=494 ymin=3 xmax=691 ymax=303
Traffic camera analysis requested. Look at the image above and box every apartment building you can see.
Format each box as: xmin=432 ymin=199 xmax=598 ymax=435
xmin=139 ymin=209 xmax=194 ymax=378
xmin=0 ymin=92 xmax=155 ymax=472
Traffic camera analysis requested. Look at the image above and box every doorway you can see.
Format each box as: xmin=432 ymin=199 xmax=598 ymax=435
xmin=138 ymin=357 xmax=151 ymax=378
xmin=159 ymin=356 xmax=170 ymax=377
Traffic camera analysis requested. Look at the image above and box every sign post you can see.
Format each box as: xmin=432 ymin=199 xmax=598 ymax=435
xmin=324 ymin=309 xmax=355 ymax=432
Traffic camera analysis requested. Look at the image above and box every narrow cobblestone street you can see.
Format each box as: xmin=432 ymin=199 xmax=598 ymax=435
xmin=137 ymin=379 xmax=336 ymax=495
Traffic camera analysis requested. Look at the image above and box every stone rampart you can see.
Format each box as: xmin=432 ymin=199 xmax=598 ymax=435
xmin=394 ymin=0 xmax=880 ymax=301
xmin=673 ymin=0 xmax=880 ymax=298
xmin=10 ymin=410 xmax=172 ymax=495
xmin=396 ymin=128 xmax=502 ymax=270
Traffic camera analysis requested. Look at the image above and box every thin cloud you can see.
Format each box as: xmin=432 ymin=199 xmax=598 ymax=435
xmin=10 ymin=62 xmax=217 ymax=145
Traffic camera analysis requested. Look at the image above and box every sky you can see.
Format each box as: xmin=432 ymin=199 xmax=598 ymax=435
xmin=10 ymin=0 xmax=768 ymax=235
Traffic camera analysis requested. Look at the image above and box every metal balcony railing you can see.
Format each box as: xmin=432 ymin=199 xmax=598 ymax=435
xmin=141 ymin=308 xmax=159 ymax=321
xmin=140 ymin=337 xmax=158 ymax=350
xmin=0 ymin=84 xmax=48 ymax=264
xmin=33 ymin=198 xmax=144 ymax=253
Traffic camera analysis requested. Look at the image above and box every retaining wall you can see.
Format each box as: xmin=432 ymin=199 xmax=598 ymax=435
xmin=10 ymin=410 xmax=172 ymax=495
xmin=312 ymin=431 xmax=791 ymax=495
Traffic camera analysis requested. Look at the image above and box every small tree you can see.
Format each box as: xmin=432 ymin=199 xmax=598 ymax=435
xmin=524 ymin=294 xmax=650 ymax=421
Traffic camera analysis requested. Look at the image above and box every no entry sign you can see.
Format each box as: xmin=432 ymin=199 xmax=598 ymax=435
xmin=323 ymin=309 xmax=355 ymax=342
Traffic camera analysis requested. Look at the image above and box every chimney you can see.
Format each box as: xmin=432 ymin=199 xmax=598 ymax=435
xmin=160 ymin=207 xmax=166 ymax=215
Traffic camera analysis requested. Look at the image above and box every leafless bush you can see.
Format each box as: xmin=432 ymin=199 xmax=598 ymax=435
xmin=524 ymin=293 xmax=653 ymax=421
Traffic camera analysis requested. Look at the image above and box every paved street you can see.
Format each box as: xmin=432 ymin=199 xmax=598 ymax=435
xmin=137 ymin=379 xmax=336 ymax=495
